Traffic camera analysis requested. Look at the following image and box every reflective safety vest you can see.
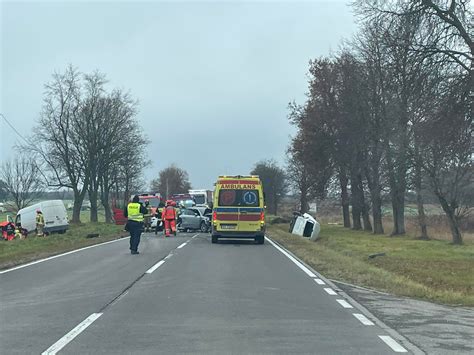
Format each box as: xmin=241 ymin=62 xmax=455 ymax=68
xmin=162 ymin=206 xmax=176 ymax=220
xmin=36 ymin=214 xmax=44 ymax=225
xmin=127 ymin=203 xmax=144 ymax=222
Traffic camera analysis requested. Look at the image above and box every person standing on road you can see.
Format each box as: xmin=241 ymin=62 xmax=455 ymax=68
xmin=124 ymin=195 xmax=147 ymax=254
xmin=143 ymin=200 xmax=152 ymax=232
xmin=36 ymin=210 xmax=45 ymax=237
xmin=162 ymin=200 xmax=177 ymax=237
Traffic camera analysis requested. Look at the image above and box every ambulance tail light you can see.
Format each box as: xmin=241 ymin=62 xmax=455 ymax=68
xmin=260 ymin=211 xmax=265 ymax=222
xmin=213 ymin=211 xmax=217 ymax=221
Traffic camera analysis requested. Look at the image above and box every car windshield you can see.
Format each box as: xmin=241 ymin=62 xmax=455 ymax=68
xmin=193 ymin=195 xmax=205 ymax=204
xmin=218 ymin=189 xmax=259 ymax=207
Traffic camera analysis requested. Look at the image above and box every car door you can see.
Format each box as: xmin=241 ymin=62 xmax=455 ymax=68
xmin=179 ymin=209 xmax=190 ymax=229
xmin=189 ymin=209 xmax=201 ymax=229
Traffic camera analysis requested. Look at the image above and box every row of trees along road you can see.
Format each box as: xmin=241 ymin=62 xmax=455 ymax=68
xmin=287 ymin=0 xmax=473 ymax=244
xmin=19 ymin=65 xmax=148 ymax=223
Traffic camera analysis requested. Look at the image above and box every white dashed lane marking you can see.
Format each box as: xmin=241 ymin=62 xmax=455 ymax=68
xmin=41 ymin=313 xmax=103 ymax=355
xmin=177 ymin=242 xmax=187 ymax=249
xmin=336 ymin=299 xmax=353 ymax=309
xmin=353 ymin=313 xmax=375 ymax=326
xmin=378 ymin=336 xmax=408 ymax=352
xmin=314 ymin=278 xmax=325 ymax=285
xmin=145 ymin=260 xmax=165 ymax=274
xmin=324 ymin=287 xmax=337 ymax=295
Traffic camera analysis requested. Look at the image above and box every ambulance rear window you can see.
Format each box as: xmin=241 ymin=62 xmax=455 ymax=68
xmin=218 ymin=189 xmax=260 ymax=207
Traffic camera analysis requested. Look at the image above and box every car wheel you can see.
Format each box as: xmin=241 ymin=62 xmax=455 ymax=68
xmin=211 ymin=235 xmax=218 ymax=244
xmin=200 ymin=221 xmax=208 ymax=233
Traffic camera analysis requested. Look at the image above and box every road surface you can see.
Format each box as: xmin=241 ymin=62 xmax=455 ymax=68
xmin=0 ymin=232 xmax=415 ymax=354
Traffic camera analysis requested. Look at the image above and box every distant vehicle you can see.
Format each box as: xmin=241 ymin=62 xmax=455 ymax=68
xmin=289 ymin=212 xmax=320 ymax=241
xmin=16 ymin=200 xmax=68 ymax=235
xmin=177 ymin=207 xmax=210 ymax=233
xmin=211 ymin=175 xmax=266 ymax=244
xmin=169 ymin=193 xmax=195 ymax=208
xmin=188 ymin=189 xmax=213 ymax=207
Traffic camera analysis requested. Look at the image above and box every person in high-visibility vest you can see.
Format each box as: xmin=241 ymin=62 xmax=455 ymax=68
xmin=124 ymin=195 xmax=147 ymax=254
xmin=143 ymin=200 xmax=152 ymax=232
xmin=36 ymin=210 xmax=45 ymax=237
xmin=162 ymin=200 xmax=177 ymax=237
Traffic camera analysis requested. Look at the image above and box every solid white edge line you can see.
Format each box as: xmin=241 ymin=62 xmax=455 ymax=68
xmin=41 ymin=313 xmax=102 ymax=355
xmin=145 ymin=260 xmax=165 ymax=274
xmin=177 ymin=242 xmax=187 ymax=249
xmin=378 ymin=335 xmax=408 ymax=353
xmin=264 ymin=235 xmax=423 ymax=355
xmin=0 ymin=237 xmax=129 ymax=274
xmin=324 ymin=287 xmax=337 ymax=295
xmin=353 ymin=313 xmax=375 ymax=326
xmin=336 ymin=299 xmax=353 ymax=309
xmin=314 ymin=278 xmax=326 ymax=285
xmin=265 ymin=237 xmax=316 ymax=278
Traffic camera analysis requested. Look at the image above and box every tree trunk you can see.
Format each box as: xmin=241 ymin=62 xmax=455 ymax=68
xmin=415 ymin=173 xmax=429 ymax=239
xmin=390 ymin=191 xmax=406 ymax=235
xmin=446 ymin=213 xmax=463 ymax=245
xmin=362 ymin=201 xmax=372 ymax=232
xmin=414 ymin=143 xmax=429 ymax=239
xmin=367 ymin=169 xmax=384 ymax=234
xmin=100 ymin=187 xmax=113 ymax=224
xmin=365 ymin=153 xmax=384 ymax=234
xmin=350 ymin=173 xmax=363 ymax=231
xmin=339 ymin=172 xmax=351 ymax=228
xmin=71 ymin=187 xmax=87 ymax=224
xmin=385 ymin=139 xmax=406 ymax=236
xmin=89 ymin=189 xmax=99 ymax=222
xmin=72 ymin=195 xmax=82 ymax=224
xmin=300 ymin=184 xmax=309 ymax=214
xmin=372 ymin=196 xmax=384 ymax=234
xmin=437 ymin=194 xmax=463 ymax=245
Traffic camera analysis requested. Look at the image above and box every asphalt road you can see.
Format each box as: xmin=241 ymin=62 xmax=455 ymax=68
xmin=0 ymin=232 xmax=414 ymax=354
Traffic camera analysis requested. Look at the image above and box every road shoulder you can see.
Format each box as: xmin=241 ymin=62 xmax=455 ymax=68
xmin=335 ymin=281 xmax=474 ymax=355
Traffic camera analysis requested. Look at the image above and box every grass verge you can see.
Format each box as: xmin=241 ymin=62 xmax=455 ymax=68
xmin=268 ymin=224 xmax=474 ymax=306
xmin=0 ymin=223 xmax=127 ymax=270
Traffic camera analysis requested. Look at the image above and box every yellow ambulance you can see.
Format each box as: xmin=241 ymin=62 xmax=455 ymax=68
xmin=211 ymin=175 xmax=265 ymax=244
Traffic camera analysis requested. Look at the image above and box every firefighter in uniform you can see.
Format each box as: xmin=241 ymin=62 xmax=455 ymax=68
xmin=143 ymin=200 xmax=152 ymax=232
xmin=36 ymin=210 xmax=45 ymax=237
xmin=162 ymin=200 xmax=177 ymax=237
xmin=124 ymin=195 xmax=147 ymax=254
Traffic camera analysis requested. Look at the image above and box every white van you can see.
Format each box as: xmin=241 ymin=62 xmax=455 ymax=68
xmin=188 ymin=189 xmax=213 ymax=207
xmin=16 ymin=200 xmax=69 ymax=235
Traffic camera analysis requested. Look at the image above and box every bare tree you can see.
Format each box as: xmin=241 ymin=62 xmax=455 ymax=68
xmin=419 ymin=74 xmax=472 ymax=244
xmin=98 ymin=90 xmax=149 ymax=223
xmin=151 ymin=165 xmax=192 ymax=199
xmin=26 ymin=65 xmax=90 ymax=223
xmin=0 ymin=157 xmax=44 ymax=212
xmin=287 ymin=104 xmax=333 ymax=214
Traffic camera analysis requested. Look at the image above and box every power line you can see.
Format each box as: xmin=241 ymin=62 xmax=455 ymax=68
xmin=0 ymin=113 xmax=30 ymax=145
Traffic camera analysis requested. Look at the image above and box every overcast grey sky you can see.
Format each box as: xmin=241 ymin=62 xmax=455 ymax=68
xmin=1 ymin=0 xmax=357 ymax=189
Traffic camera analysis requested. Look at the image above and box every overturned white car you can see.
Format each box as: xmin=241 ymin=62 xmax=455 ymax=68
xmin=289 ymin=213 xmax=320 ymax=241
